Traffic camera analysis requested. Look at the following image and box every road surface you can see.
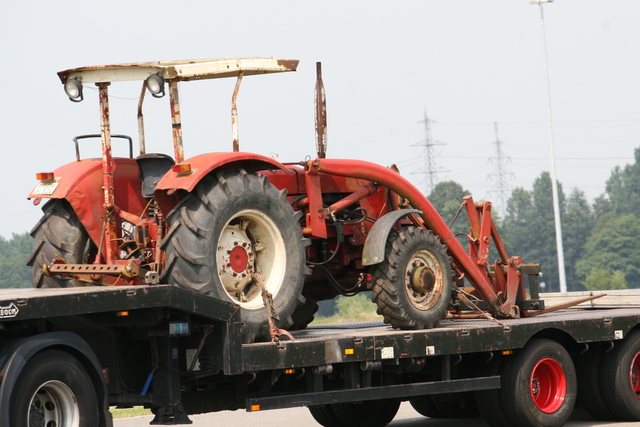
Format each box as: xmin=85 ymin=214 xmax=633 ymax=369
xmin=113 ymin=402 xmax=640 ymax=426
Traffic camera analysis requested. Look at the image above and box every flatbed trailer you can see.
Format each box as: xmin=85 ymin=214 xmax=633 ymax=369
xmin=1 ymin=285 xmax=640 ymax=427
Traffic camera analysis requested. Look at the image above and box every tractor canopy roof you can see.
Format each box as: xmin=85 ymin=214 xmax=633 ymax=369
xmin=57 ymin=57 xmax=299 ymax=84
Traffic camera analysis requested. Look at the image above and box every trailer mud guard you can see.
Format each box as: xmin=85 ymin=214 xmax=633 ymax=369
xmin=362 ymin=209 xmax=422 ymax=266
xmin=0 ymin=331 xmax=110 ymax=427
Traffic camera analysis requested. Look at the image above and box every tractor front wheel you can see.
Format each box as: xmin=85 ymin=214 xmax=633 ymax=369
xmin=161 ymin=170 xmax=309 ymax=343
xmin=371 ymin=227 xmax=453 ymax=330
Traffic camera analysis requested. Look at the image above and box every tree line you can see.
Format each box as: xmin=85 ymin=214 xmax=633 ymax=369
xmin=2 ymin=146 xmax=640 ymax=291
xmin=0 ymin=233 xmax=33 ymax=288
xmin=428 ymin=147 xmax=640 ymax=292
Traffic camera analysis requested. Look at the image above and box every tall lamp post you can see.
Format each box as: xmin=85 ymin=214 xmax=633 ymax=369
xmin=527 ymin=0 xmax=568 ymax=293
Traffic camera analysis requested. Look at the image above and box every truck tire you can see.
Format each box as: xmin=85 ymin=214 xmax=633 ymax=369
xmin=371 ymin=227 xmax=453 ymax=330
xmin=576 ymin=342 xmax=617 ymax=420
xmin=411 ymin=393 xmax=479 ymax=418
xmin=409 ymin=395 xmax=445 ymax=418
xmin=475 ymin=356 xmax=512 ymax=427
xmin=501 ymin=339 xmax=577 ymax=427
xmin=332 ymin=399 xmax=400 ymax=427
xmin=27 ymin=199 xmax=89 ymax=288
xmin=308 ymin=405 xmax=346 ymax=427
xmin=161 ymin=170 xmax=309 ymax=343
xmin=9 ymin=349 xmax=100 ymax=426
xmin=600 ymin=330 xmax=640 ymax=421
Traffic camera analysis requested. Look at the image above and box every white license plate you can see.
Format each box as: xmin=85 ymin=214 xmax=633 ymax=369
xmin=32 ymin=182 xmax=59 ymax=195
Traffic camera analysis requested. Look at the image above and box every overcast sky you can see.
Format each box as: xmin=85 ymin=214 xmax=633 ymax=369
xmin=1 ymin=0 xmax=638 ymax=239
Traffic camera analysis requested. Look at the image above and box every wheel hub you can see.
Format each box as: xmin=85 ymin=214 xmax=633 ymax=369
xmin=28 ymin=380 xmax=79 ymax=427
xmin=217 ymin=223 xmax=255 ymax=294
xmin=410 ymin=264 xmax=436 ymax=294
xmin=530 ymin=357 xmax=566 ymax=413
xmin=404 ymin=250 xmax=444 ymax=310
xmin=229 ymin=246 xmax=250 ymax=273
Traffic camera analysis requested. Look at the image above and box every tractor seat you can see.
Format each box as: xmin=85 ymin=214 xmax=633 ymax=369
xmin=136 ymin=153 xmax=175 ymax=198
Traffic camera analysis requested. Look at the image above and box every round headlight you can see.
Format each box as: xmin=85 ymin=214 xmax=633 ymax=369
xmin=146 ymin=74 xmax=165 ymax=98
xmin=64 ymin=79 xmax=83 ymax=102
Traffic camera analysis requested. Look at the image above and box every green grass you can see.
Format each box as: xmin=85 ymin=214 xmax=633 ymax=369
xmin=110 ymin=407 xmax=152 ymax=418
xmin=310 ymin=293 xmax=382 ymax=325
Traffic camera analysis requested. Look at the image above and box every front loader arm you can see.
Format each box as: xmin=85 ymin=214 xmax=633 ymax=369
xmin=311 ymin=158 xmax=511 ymax=318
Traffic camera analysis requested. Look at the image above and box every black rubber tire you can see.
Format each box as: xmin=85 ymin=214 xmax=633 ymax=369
xmin=430 ymin=392 xmax=480 ymax=418
xmin=9 ymin=349 xmax=100 ymax=426
xmin=290 ymin=297 xmax=319 ymax=330
xmin=501 ymin=339 xmax=577 ymax=427
xmin=576 ymin=342 xmax=617 ymax=420
xmin=475 ymin=356 xmax=513 ymax=427
xmin=161 ymin=170 xmax=309 ymax=343
xmin=371 ymin=227 xmax=453 ymax=329
xmin=308 ymin=405 xmax=346 ymax=427
xmin=409 ymin=395 xmax=446 ymax=418
xmin=600 ymin=330 xmax=640 ymax=421
xmin=27 ymin=199 xmax=89 ymax=288
xmin=332 ymin=399 xmax=400 ymax=427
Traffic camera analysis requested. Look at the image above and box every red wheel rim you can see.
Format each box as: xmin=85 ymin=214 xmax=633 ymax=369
xmin=530 ymin=357 xmax=566 ymax=413
xmin=630 ymin=351 xmax=640 ymax=399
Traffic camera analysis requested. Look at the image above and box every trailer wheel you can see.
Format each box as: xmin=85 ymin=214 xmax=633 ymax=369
xmin=371 ymin=227 xmax=453 ymax=329
xmin=501 ymin=339 xmax=577 ymax=427
xmin=576 ymin=342 xmax=616 ymax=420
xmin=474 ymin=355 xmax=513 ymax=427
xmin=308 ymin=405 xmax=346 ymax=427
xmin=10 ymin=349 xmax=99 ymax=427
xmin=411 ymin=393 xmax=479 ymax=419
xmin=27 ymin=199 xmax=89 ymax=288
xmin=332 ymin=399 xmax=400 ymax=427
xmin=601 ymin=330 xmax=640 ymax=421
xmin=161 ymin=170 xmax=309 ymax=343
xmin=409 ymin=395 xmax=445 ymax=418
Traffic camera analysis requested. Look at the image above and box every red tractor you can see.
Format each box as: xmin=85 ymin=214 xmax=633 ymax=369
xmin=28 ymin=57 xmax=544 ymax=343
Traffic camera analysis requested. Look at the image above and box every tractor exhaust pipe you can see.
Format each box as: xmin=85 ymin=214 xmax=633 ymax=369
xmin=315 ymin=62 xmax=327 ymax=159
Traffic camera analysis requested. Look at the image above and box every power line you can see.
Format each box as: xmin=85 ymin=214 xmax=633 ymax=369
xmin=411 ymin=109 xmax=449 ymax=195
xmin=486 ymin=122 xmax=515 ymax=210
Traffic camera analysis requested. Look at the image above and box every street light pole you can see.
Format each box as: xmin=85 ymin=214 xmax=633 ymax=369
xmin=528 ymin=0 xmax=568 ymax=293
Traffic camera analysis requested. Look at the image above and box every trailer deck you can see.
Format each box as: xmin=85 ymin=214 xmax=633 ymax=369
xmin=0 ymin=285 xmax=634 ymax=373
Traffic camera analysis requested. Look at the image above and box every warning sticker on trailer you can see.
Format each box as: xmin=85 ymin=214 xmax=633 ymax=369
xmin=0 ymin=303 xmax=19 ymax=319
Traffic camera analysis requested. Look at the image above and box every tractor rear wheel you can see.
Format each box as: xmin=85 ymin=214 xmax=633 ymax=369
xmin=290 ymin=297 xmax=319 ymax=330
xmin=161 ymin=170 xmax=309 ymax=343
xmin=27 ymin=199 xmax=89 ymax=288
xmin=371 ymin=227 xmax=453 ymax=330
